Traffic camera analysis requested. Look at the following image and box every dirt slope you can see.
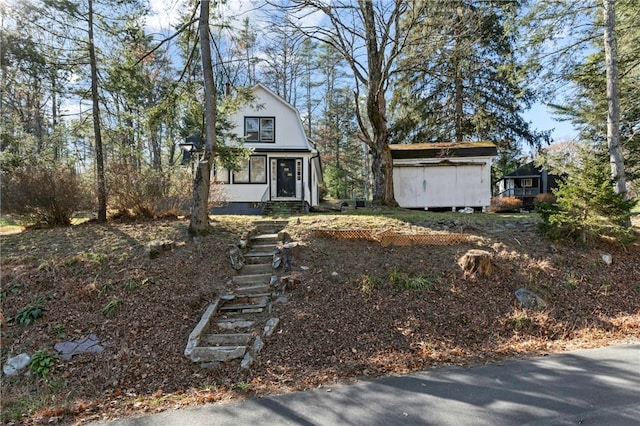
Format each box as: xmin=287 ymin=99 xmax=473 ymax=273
xmin=1 ymin=213 xmax=638 ymax=424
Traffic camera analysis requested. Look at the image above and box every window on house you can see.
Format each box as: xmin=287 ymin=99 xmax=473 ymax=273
xmin=215 ymin=164 xmax=230 ymax=183
xmin=522 ymin=178 xmax=533 ymax=187
xmin=244 ymin=117 xmax=275 ymax=142
xmin=233 ymin=155 xmax=267 ymax=184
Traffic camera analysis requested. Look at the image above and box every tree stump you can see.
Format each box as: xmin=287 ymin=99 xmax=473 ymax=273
xmin=458 ymin=249 xmax=494 ymax=278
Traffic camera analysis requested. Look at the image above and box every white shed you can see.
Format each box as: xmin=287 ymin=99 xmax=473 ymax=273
xmin=391 ymin=142 xmax=498 ymax=211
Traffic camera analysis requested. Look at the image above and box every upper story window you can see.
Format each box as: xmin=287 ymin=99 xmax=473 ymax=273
xmin=245 ymin=117 xmax=275 ymax=142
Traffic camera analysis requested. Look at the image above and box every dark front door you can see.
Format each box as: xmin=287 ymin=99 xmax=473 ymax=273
xmin=277 ymin=159 xmax=296 ymax=197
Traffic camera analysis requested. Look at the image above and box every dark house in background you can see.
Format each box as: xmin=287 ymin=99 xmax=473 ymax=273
xmin=495 ymin=161 xmax=560 ymax=208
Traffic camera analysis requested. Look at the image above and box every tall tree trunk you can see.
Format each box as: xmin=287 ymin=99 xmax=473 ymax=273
xmin=454 ymin=57 xmax=464 ymax=142
xmin=360 ymin=0 xmax=396 ymax=206
xmin=189 ymin=0 xmax=216 ymax=235
xmin=88 ymin=0 xmax=107 ymax=223
xmin=603 ymin=0 xmax=627 ymax=199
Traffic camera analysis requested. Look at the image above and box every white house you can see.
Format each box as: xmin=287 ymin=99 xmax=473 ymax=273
xmin=213 ymin=84 xmax=322 ymax=215
xmin=391 ymin=142 xmax=498 ymax=211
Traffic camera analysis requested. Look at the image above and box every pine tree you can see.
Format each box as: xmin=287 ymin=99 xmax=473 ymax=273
xmin=539 ymin=146 xmax=636 ymax=243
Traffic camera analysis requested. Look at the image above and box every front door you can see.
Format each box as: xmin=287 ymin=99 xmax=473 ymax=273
xmin=276 ymin=159 xmax=296 ymax=197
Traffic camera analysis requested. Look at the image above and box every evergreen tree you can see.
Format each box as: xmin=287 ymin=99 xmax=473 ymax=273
xmin=391 ymin=0 xmax=548 ymax=156
xmin=538 ymin=146 xmax=636 ymax=243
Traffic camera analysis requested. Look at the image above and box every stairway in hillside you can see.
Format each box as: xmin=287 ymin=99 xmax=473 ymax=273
xmin=184 ymin=220 xmax=289 ymax=368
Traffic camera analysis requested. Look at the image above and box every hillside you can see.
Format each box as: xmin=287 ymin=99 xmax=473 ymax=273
xmin=1 ymin=211 xmax=639 ymax=424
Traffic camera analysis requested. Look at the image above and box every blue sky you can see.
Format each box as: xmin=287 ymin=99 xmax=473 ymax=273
xmin=524 ymin=102 xmax=579 ymax=143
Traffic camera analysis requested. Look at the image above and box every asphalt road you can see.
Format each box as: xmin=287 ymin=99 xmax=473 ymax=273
xmin=100 ymin=343 xmax=640 ymax=426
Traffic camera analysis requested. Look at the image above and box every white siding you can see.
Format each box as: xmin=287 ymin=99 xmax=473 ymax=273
xmin=393 ymin=157 xmax=492 ymax=209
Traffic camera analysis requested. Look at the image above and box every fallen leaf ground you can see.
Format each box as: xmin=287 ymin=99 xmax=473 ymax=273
xmin=1 ymin=211 xmax=639 ymax=425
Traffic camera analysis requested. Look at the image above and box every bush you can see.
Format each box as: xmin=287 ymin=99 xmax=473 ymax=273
xmin=106 ymin=161 xmax=194 ymax=219
xmin=534 ymin=193 xmax=557 ymax=223
xmin=0 ymin=165 xmax=92 ymax=227
xmin=488 ymin=196 xmax=522 ymax=213
xmin=538 ymin=148 xmax=637 ymax=244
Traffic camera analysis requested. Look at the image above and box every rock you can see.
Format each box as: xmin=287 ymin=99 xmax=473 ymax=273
xmin=54 ymin=333 xmax=104 ymax=360
xmin=331 ymin=271 xmax=339 ymax=278
xmin=457 ymin=249 xmax=494 ymax=278
xmin=240 ymin=352 xmax=254 ymax=369
xmin=3 ymin=353 xmax=31 ymax=376
xmin=263 ymin=318 xmax=280 ymax=337
xmin=272 ymin=255 xmax=282 ymax=269
xmin=514 ymin=288 xmax=548 ymax=309
xmin=228 ymin=244 xmax=245 ymax=270
xmin=458 ymin=207 xmax=474 ymax=214
xmin=300 ymin=265 xmax=310 ymax=271
xmin=252 ymin=336 xmax=264 ymax=354
xmin=601 ymin=253 xmax=612 ymax=265
xmin=147 ymin=240 xmax=175 ymax=259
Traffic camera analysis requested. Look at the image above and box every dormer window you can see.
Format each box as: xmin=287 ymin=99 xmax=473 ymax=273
xmin=245 ymin=117 xmax=275 ymax=142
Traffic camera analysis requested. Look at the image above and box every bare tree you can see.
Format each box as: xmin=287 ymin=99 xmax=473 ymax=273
xmin=282 ymin=0 xmax=423 ymax=206
xmin=189 ymin=0 xmax=217 ymax=235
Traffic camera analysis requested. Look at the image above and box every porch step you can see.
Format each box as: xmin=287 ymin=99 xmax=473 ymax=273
xmin=232 ymin=273 xmax=272 ymax=286
xmin=262 ymin=201 xmax=307 ymax=216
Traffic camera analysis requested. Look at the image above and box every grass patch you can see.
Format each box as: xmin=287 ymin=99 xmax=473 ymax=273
xmin=359 ymin=274 xmax=381 ymax=294
xmin=389 ymin=268 xmax=436 ymax=291
xmin=15 ymin=300 xmax=45 ymax=325
xmin=508 ymin=312 xmax=532 ymax=330
xmin=102 ymin=298 xmax=122 ymax=317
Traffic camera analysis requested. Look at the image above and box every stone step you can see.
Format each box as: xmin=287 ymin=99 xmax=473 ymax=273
xmin=244 ymin=254 xmax=273 ymax=265
xmin=240 ymin=263 xmax=273 ymax=275
xmin=189 ymin=345 xmax=247 ymax=362
xmin=248 ymin=246 xmax=279 ymax=256
xmin=215 ymin=318 xmax=256 ymax=330
xmin=235 ymin=284 xmax=271 ymax=294
xmin=219 ymin=303 xmax=268 ymax=314
xmin=200 ymin=333 xmax=252 ymax=346
xmin=251 ymin=233 xmax=280 ymax=243
xmin=244 ymin=249 xmax=277 ymax=261
xmin=232 ymin=273 xmax=272 ymax=286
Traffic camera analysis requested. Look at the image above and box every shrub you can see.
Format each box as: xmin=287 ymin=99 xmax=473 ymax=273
xmin=534 ymin=193 xmax=558 ymax=223
xmin=30 ymin=349 xmax=56 ymax=380
xmin=538 ymin=148 xmax=637 ymax=244
xmin=0 ymin=165 xmax=92 ymax=227
xmin=106 ymin=161 xmax=195 ymax=219
xmin=15 ymin=301 xmax=44 ymax=325
xmin=488 ymin=196 xmax=522 ymax=213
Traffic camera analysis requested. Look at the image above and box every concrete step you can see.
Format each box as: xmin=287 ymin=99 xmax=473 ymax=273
xmin=189 ymin=345 xmax=247 ymax=362
xmin=200 ymin=333 xmax=252 ymax=346
xmin=232 ymin=273 xmax=272 ymax=286
xmin=240 ymin=263 xmax=273 ymax=275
